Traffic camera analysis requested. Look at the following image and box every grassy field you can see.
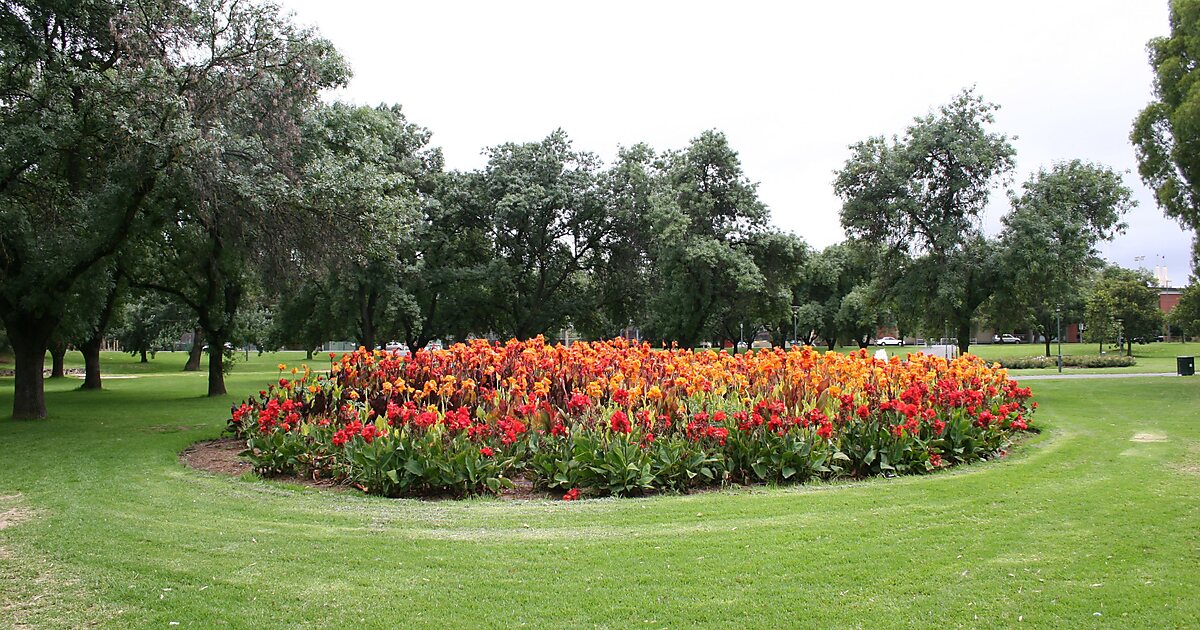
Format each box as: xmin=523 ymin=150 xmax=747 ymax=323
xmin=1 ymin=351 xmax=1198 ymax=627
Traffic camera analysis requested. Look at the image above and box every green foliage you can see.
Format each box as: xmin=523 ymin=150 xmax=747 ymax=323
xmin=290 ymin=103 xmax=441 ymax=350
xmin=1168 ymin=280 xmax=1200 ymax=336
xmin=1132 ymin=0 xmax=1200 ymax=258
xmin=1084 ymin=266 xmax=1165 ymax=354
xmin=991 ymin=161 xmax=1134 ymax=354
xmin=646 ymin=130 xmax=791 ymax=346
xmin=128 ymin=1 xmax=349 ymax=396
xmin=835 ymin=89 xmax=1016 ymax=353
xmin=113 ymin=294 xmax=191 ymax=360
xmin=465 ymin=130 xmax=606 ymax=338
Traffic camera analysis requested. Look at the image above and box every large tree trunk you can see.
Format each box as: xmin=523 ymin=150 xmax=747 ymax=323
xmin=49 ymin=341 xmax=67 ymax=378
xmin=80 ymin=280 xmax=120 ymax=391
xmin=956 ymin=321 xmax=971 ymax=356
xmin=6 ymin=315 xmax=55 ymax=419
xmin=206 ymin=331 xmax=226 ymax=396
xmin=139 ymin=349 xmax=149 ymax=363
xmin=305 ymin=348 xmax=313 ymax=360
xmin=358 ymin=288 xmax=378 ymax=351
xmin=184 ymin=329 xmax=203 ymax=371
xmin=80 ymin=338 xmax=103 ymax=390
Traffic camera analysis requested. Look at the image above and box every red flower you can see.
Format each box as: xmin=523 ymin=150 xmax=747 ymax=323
xmin=610 ymin=410 xmax=631 ymax=433
xmin=479 ymin=446 xmax=495 ymax=457
xmin=562 ymin=488 xmax=580 ymax=501
xmin=816 ymin=421 xmax=833 ymax=440
xmin=413 ymin=411 xmax=437 ymax=429
xmin=567 ymin=392 xmax=591 ymax=414
xmin=929 ymin=452 xmax=944 ymax=467
xmin=855 ymin=404 xmax=870 ymax=419
xmin=705 ymin=426 xmax=729 ymax=445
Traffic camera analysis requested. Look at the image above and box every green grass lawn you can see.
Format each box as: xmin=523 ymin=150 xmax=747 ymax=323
xmin=1 ymin=352 xmax=1199 ymax=627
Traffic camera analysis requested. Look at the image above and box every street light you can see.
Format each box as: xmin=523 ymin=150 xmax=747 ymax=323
xmin=1116 ymin=317 xmax=1125 ymax=356
xmin=791 ymin=305 xmax=801 ymax=350
xmin=1055 ymin=305 xmax=1062 ymax=373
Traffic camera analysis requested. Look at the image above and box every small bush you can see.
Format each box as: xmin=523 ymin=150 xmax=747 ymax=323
xmin=996 ymin=354 xmax=1136 ymax=369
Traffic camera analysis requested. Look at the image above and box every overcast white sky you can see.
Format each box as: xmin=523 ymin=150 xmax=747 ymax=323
xmin=280 ymin=0 xmax=1190 ymax=286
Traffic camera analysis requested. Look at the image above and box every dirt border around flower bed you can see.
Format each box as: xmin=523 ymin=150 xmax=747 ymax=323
xmin=179 ymin=433 xmax=1035 ymax=503
xmin=178 ymin=438 xmax=557 ymax=500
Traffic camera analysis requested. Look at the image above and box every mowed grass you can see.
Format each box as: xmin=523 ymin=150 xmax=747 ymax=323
xmin=0 ymin=352 xmax=1198 ymax=628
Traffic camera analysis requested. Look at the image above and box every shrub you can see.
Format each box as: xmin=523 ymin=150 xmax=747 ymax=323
xmin=229 ymin=340 xmax=1036 ymax=498
xmin=996 ymin=354 xmax=1136 ymax=369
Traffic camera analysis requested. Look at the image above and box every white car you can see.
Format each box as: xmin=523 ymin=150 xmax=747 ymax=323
xmin=384 ymin=341 xmax=410 ymax=355
xmin=993 ymin=334 xmax=1022 ymax=344
xmin=875 ymin=337 xmax=904 ymax=347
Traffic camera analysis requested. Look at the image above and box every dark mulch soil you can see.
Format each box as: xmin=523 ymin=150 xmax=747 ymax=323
xmin=178 ymin=437 xmax=557 ymax=500
xmin=179 ymin=438 xmax=254 ymax=477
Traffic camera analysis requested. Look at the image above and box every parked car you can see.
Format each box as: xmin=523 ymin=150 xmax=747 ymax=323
xmin=875 ymin=336 xmax=904 ymax=347
xmin=384 ymin=341 xmax=410 ymax=355
xmin=993 ymin=334 xmax=1022 ymax=344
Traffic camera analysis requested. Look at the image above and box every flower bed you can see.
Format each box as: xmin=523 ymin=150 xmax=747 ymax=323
xmin=228 ymin=338 xmax=1036 ymax=499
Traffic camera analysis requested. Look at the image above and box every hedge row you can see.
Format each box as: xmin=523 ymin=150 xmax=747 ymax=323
xmin=995 ymin=354 xmax=1136 ymax=369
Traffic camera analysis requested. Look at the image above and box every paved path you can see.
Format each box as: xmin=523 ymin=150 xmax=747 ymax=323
xmin=1014 ymin=372 xmax=1182 ymax=381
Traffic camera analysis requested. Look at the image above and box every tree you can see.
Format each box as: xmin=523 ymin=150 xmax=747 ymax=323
xmin=115 ymin=294 xmax=190 ymax=363
xmin=74 ymin=261 xmax=124 ymax=390
xmin=733 ymin=231 xmax=810 ymax=346
xmin=289 ymin=103 xmax=445 ymax=351
xmin=469 ymin=130 xmax=607 ymax=339
xmin=790 ymin=241 xmax=885 ymax=349
xmin=646 ymin=130 xmax=770 ymax=347
xmin=132 ymin=1 xmax=349 ymax=396
xmin=0 ymin=1 xmax=187 ymax=417
xmin=1168 ymin=280 xmax=1200 ymax=339
xmin=1132 ymin=0 xmax=1200 ymax=262
xmin=835 ymin=89 xmax=1016 ymax=354
xmin=0 ymin=0 xmax=347 ymax=417
xmin=992 ymin=161 xmax=1134 ymax=356
xmin=396 ymin=171 xmax=495 ymax=349
xmin=575 ymin=144 xmax=659 ymax=339
xmin=1084 ymin=266 xmax=1164 ymax=356
xmin=269 ymin=283 xmax=340 ymax=359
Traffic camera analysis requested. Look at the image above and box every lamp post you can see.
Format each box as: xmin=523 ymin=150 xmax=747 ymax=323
xmin=791 ymin=305 xmax=801 ymax=350
xmin=1055 ymin=305 xmax=1062 ymax=373
xmin=739 ymin=322 xmax=744 ymax=354
xmin=1116 ymin=317 xmax=1125 ymax=357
